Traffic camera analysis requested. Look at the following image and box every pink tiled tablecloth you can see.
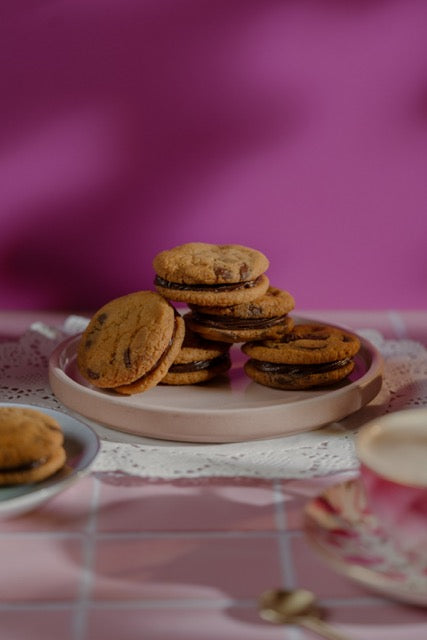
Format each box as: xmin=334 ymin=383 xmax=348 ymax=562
xmin=0 ymin=310 xmax=426 ymax=639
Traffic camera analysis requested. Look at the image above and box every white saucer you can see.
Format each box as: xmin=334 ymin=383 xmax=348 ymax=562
xmin=304 ymin=477 xmax=427 ymax=606
xmin=48 ymin=317 xmax=383 ymax=444
xmin=0 ymin=403 xmax=100 ymax=519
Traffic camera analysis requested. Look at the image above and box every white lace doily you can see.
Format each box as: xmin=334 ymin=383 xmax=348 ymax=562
xmin=1 ymin=316 xmax=426 ymax=480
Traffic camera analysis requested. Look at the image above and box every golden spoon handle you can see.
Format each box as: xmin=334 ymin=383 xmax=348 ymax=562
xmin=301 ymin=615 xmax=352 ymax=640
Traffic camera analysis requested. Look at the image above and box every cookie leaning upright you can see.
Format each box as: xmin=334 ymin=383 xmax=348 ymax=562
xmin=153 ymin=243 xmax=270 ymax=306
xmin=77 ymin=291 xmax=185 ymax=395
xmin=186 ymin=286 xmax=295 ymax=344
xmin=0 ymin=407 xmax=66 ymax=485
xmin=242 ymin=323 xmax=361 ymax=390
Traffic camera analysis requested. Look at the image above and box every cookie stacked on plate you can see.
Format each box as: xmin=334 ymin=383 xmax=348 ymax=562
xmin=242 ymin=323 xmax=361 ymax=390
xmin=153 ymin=242 xmax=271 ymax=307
xmin=76 ymin=241 xmax=360 ymax=394
xmin=162 ymin=316 xmax=232 ymax=386
xmin=153 ymin=242 xmax=295 ymax=345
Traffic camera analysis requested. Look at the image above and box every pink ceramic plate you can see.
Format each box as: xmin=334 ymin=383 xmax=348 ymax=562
xmin=48 ymin=318 xmax=383 ymax=444
xmin=304 ymin=478 xmax=427 ymax=606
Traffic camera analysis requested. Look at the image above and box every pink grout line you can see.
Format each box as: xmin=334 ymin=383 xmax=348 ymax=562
xmin=72 ymin=476 xmax=101 ymax=640
xmin=81 ymin=598 xmax=266 ymax=610
xmin=271 ymin=492 xmax=304 ymax=640
xmin=92 ymin=531 xmax=287 ymax=540
xmin=0 ymin=531 xmax=82 ymax=539
xmin=0 ymin=602 xmax=76 ymax=611
xmin=272 ymin=480 xmax=297 ymax=591
xmin=269 ymin=480 xmax=306 ymax=640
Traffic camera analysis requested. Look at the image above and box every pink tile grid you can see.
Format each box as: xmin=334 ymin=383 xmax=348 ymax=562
xmin=0 ymin=535 xmax=84 ymax=602
xmin=0 ymin=476 xmax=97 ymax=533
xmin=0 ymin=309 xmax=426 ymax=639
xmin=1 ymin=610 xmax=77 ymax=640
xmin=0 ymin=476 xmax=426 ymax=640
xmin=95 ymin=478 xmax=277 ymax=532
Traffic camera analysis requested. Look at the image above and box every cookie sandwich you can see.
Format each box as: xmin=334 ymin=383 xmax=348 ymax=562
xmin=242 ymin=323 xmax=361 ymax=390
xmin=161 ymin=322 xmax=231 ymax=385
xmin=0 ymin=407 xmax=66 ymax=485
xmin=186 ymin=286 xmax=295 ymax=344
xmin=77 ymin=291 xmax=185 ymax=395
xmin=153 ymin=242 xmax=270 ymax=307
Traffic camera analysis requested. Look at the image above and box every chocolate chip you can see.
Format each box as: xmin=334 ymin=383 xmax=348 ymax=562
xmin=214 ymin=266 xmax=233 ymax=280
xmin=300 ymin=334 xmax=327 ymax=341
xmin=239 ymin=263 xmax=250 ymax=280
xmin=97 ymin=313 xmax=108 ymax=325
xmin=123 ymin=348 xmax=132 ymax=368
xmin=87 ymin=368 xmax=100 ymax=380
xmin=247 ymin=303 xmax=262 ymax=317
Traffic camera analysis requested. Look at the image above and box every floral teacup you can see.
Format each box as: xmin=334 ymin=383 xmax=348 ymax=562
xmin=356 ymin=408 xmax=427 ymax=562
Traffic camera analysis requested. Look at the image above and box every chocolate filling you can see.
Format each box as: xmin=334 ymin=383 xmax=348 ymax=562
xmin=0 ymin=457 xmax=48 ymax=473
xmin=251 ymin=358 xmax=352 ymax=378
xmin=154 ymin=275 xmax=262 ymax=292
xmin=168 ymin=353 xmax=230 ymax=374
xmin=191 ymin=312 xmax=289 ymax=331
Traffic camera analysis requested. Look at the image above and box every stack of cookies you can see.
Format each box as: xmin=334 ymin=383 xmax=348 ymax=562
xmin=76 ymin=241 xmax=360 ymax=393
xmin=153 ymin=243 xmax=295 ymax=344
xmin=161 ymin=316 xmax=232 ymax=386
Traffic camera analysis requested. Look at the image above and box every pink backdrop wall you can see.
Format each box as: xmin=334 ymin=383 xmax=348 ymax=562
xmin=1 ymin=0 xmax=426 ymax=311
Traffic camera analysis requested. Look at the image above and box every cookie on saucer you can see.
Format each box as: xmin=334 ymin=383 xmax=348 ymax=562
xmin=77 ymin=291 xmax=185 ymax=395
xmin=0 ymin=406 xmax=66 ymax=485
xmin=242 ymin=323 xmax=361 ymax=390
xmin=186 ymin=286 xmax=295 ymax=343
xmin=161 ymin=323 xmax=231 ymax=385
xmin=153 ymin=242 xmax=270 ymax=306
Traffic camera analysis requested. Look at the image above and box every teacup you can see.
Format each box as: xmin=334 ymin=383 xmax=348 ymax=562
xmin=355 ymin=408 xmax=427 ymax=562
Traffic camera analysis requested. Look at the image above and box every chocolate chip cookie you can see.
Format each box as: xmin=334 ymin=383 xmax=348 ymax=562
xmin=0 ymin=406 xmax=66 ymax=485
xmin=186 ymin=286 xmax=295 ymax=343
xmin=153 ymin=242 xmax=270 ymax=306
xmin=242 ymin=323 xmax=361 ymax=389
xmin=77 ymin=291 xmax=185 ymax=394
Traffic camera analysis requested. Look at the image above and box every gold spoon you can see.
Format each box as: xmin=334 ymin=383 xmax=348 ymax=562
xmin=258 ymin=588 xmax=352 ymax=640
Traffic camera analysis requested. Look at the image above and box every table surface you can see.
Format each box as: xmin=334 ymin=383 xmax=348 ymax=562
xmin=1 ymin=309 xmax=426 ymax=640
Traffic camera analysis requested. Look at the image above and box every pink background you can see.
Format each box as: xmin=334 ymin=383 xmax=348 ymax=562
xmin=1 ymin=0 xmax=426 ymax=311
